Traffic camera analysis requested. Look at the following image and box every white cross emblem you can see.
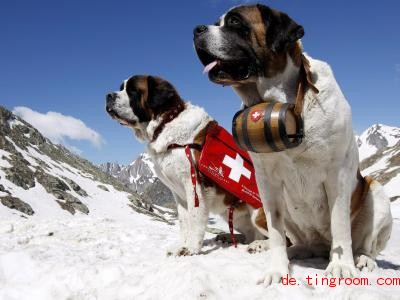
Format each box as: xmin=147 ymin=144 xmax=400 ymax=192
xmin=250 ymin=110 xmax=264 ymax=122
xmin=222 ymin=153 xmax=251 ymax=183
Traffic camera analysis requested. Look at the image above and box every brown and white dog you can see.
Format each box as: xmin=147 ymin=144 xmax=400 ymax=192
xmin=105 ymin=75 xmax=266 ymax=255
xmin=194 ymin=4 xmax=392 ymax=284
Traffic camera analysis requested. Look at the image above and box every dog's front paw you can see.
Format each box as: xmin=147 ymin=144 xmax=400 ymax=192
xmin=257 ymin=266 xmax=289 ymax=286
xmin=325 ymin=260 xmax=357 ymax=278
xmin=257 ymin=247 xmax=289 ymax=286
xmin=247 ymin=240 xmax=269 ymax=253
xmin=355 ymin=254 xmax=376 ymax=271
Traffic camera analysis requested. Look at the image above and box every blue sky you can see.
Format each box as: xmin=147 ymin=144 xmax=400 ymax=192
xmin=1 ymin=0 xmax=399 ymax=165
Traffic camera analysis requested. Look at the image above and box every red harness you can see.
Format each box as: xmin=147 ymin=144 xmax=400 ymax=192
xmin=167 ymin=124 xmax=261 ymax=248
xmin=167 ymin=143 xmax=201 ymax=207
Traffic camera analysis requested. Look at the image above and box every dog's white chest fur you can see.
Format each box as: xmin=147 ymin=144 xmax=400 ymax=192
xmin=251 ymin=55 xmax=359 ymax=245
xmin=147 ymin=103 xmax=212 ymax=202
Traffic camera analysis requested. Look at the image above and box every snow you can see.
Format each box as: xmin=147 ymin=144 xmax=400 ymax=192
xmin=129 ymin=174 xmax=139 ymax=184
xmin=7 ymin=119 xmax=25 ymax=129
xmin=4 ymin=137 xmax=39 ymax=168
xmin=0 ymin=203 xmax=399 ymax=299
xmin=358 ymin=143 xmax=378 ymax=162
xmin=141 ymin=153 xmax=157 ymax=175
xmin=358 ymin=124 xmax=400 ymax=161
xmin=385 ymin=174 xmax=400 ymax=199
xmin=0 ymin=149 xmax=12 ymax=168
xmin=362 ymin=155 xmax=389 ymax=176
xmin=0 ymin=177 xmax=71 ymax=219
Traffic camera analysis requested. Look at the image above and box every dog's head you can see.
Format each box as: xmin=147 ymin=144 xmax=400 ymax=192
xmin=193 ymin=4 xmax=304 ymax=86
xmin=106 ymin=75 xmax=183 ymax=140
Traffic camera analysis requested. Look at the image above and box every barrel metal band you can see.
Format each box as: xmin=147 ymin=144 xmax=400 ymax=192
xmin=241 ymin=107 xmax=256 ymax=152
xmin=263 ymin=103 xmax=280 ymax=152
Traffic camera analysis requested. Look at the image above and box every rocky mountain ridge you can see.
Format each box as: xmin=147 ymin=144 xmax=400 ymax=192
xmin=0 ymin=106 xmax=172 ymax=222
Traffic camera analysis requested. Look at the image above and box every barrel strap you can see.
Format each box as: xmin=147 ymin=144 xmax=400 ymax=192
xmin=263 ymin=103 xmax=280 ymax=151
xmin=350 ymin=170 xmax=373 ymax=220
xmin=294 ymin=55 xmax=319 ymax=116
xmin=232 ymin=110 xmax=243 ymax=150
xmin=240 ymin=107 xmax=256 ymax=152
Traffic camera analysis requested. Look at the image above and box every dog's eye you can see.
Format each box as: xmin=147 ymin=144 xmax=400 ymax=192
xmin=227 ymin=16 xmax=241 ymax=27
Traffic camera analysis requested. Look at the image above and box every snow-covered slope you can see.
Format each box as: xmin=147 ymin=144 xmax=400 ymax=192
xmin=359 ymin=124 xmax=400 ymax=201
xmin=0 ymin=201 xmax=399 ymax=299
xmin=0 ymin=106 xmax=166 ymax=221
xmin=358 ymin=124 xmax=400 ymax=161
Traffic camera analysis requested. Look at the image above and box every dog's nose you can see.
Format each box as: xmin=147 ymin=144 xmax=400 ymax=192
xmin=193 ymin=25 xmax=208 ymax=36
xmin=106 ymin=93 xmax=116 ymax=112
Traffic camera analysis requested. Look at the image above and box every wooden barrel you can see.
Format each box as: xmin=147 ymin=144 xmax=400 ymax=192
xmin=232 ymin=102 xmax=304 ymax=153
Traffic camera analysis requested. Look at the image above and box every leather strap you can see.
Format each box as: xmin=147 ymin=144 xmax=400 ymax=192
xmin=294 ymin=55 xmax=319 ymax=116
xmin=152 ymin=102 xmax=186 ymax=142
xmin=350 ymin=170 xmax=373 ymax=220
xmin=241 ymin=107 xmax=257 ymax=152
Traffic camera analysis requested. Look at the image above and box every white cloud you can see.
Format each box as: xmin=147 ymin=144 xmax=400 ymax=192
xmin=13 ymin=106 xmax=104 ymax=150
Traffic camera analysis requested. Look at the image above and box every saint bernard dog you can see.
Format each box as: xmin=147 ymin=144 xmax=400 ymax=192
xmin=105 ymin=75 xmax=267 ymax=256
xmin=194 ymin=4 xmax=392 ymax=284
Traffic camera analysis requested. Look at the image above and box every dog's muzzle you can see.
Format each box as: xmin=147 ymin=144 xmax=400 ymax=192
xmin=232 ymin=102 xmax=304 ymax=153
xmin=105 ymin=92 xmax=117 ymax=115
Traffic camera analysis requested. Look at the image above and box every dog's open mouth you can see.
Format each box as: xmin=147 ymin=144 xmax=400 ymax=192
xmin=196 ymin=49 xmax=253 ymax=84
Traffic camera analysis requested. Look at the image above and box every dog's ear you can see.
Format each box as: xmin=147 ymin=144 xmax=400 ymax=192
xmin=147 ymin=76 xmax=179 ymax=109
xmin=257 ymin=4 xmax=304 ymax=53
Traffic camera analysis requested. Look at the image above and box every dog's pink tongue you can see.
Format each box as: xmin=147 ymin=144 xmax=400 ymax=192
xmin=203 ymin=60 xmax=218 ymax=74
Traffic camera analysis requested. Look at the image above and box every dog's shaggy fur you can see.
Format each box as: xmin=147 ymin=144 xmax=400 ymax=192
xmin=194 ymin=4 xmax=392 ymax=284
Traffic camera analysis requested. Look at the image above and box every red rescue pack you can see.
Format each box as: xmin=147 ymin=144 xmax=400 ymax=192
xmin=198 ymin=125 xmax=262 ymax=208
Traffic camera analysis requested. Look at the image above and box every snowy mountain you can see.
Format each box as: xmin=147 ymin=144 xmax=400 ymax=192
xmin=0 ymin=106 xmax=170 ymax=222
xmin=100 ymin=153 xmax=156 ymax=192
xmin=99 ymin=162 xmax=123 ymax=178
xmin=359 ymin=124 xmax=400 ymax=201
xmin=100 ymin=154 xmax=175 ymax=208
xmin=358 ymin=124 xmax=400 ymax=161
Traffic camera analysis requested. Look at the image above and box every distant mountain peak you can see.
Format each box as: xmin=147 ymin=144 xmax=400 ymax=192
xmin=357 ymin=123 xmax=400 ymax=200
xmin=100 ymin=153 xmax=174 ymax=208
xmin=358 ymin=123 xmax=400 ymax=161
